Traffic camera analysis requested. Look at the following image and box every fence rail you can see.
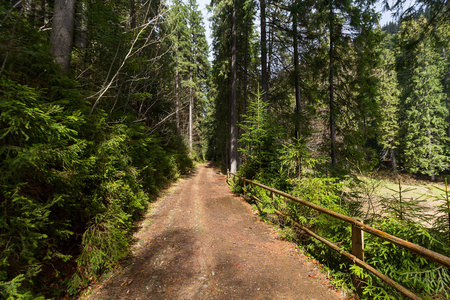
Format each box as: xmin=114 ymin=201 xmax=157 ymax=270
xmin=228 ymin=172 xmax=450 ymax=300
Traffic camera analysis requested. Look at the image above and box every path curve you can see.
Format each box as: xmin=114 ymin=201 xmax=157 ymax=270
xmin=83 ymin=163 xmax=344 ymax=300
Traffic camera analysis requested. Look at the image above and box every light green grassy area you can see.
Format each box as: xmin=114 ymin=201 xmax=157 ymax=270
xmin=351 ymin=174 xmax=449 ymax=222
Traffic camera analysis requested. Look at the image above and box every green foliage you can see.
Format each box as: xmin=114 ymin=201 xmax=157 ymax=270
xmin=0 ymin=73 xmax=193 ymax=297
xmin=0 ymin=7 xmax=194 ymax=298
xmin=375 ymin=34 xmax=401 ymax=172
xmin=239 ymin=88 xmax=283 ymax=175
xmin=289 ymin=177 xmax=352 ymax=265
xmin=398 ymin=17 xmax=448 ymax=179
xmin=70 ymin=207 xmax=130 ymax=291
xmin=0 ymin=75 xmax=83 ymax=297
xmin=364 ymin=218 xmax=450 ymax=299
xmin=279 ymin=139 xmax=326 ymax=180
xmin=0 ymin=274 xmax=45 ymax=300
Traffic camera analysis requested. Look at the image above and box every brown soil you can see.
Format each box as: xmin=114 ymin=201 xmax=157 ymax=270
xmin=81 ymin=163 xmax=346 ymax=300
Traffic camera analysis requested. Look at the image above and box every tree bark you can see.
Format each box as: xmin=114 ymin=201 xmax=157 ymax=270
xmin=328 ymin=2 xmax=336 ymax=166
xmin=75 ymin=0 xmax=87 ymax=49
xmin=292 ymin=4 xmax=301 ymax=138
xmin=130 ymin=0 xmax=136 ymax=29
xmin=230 ymin=0 xmax=238 ymax=173
xmin=175 ymin=69 xmax=180 ymax=131
xmin=189 ymin=68 xmax=193 ymax=151
xmin=50 ymin=0 xmax=76 ymax=73
xmin=260 ymin=0 xmax=269 ymax=102
xmin=391 ymin=148 xmax=397 ymax=176
xmin=444 ymin=48 xmax=450 ymax=138
xmin=243 ymin=30 xmax=249 ymax=115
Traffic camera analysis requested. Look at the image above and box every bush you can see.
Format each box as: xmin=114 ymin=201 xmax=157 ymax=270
xmin=0 ymin=75 xmax=193 ymax=297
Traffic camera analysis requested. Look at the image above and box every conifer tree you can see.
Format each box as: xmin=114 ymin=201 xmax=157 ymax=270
xmin=311 ymin=0 xmax=380 ymax=170
xmin=376 ymin=35 xmax=401 ymax=174
xmin=187 ymin=0 xmax=210 ymax=151
xmin=209 ymin=0 xmax=259 ymax=169
xmin=399 ymin=17 xmax=448 ymax=180
xmin=169 ymin=0 xmax=191 ymax=131
xmin=50 ymin=0 xmax=75 ymax=73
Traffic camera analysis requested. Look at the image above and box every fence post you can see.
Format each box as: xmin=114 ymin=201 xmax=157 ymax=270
xmin=352 ymin=221 xmax=365 ymax=296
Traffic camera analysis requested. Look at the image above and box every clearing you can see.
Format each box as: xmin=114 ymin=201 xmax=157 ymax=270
xmin=81 ymin=163 xmax=345 ymax=300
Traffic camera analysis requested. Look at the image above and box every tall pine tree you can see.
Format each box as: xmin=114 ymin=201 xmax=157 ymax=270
xmin=376 ymin=34 xmax=401 ymax=174
xmin=399 ymin=17 xmax=448 ymax=180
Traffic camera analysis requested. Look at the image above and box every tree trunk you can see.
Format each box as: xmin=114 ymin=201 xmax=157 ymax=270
xmin=391 ymin=148 xmax=398 ymax=176
xmin=260 ymin=0 xmax=269 ymax=102
xmin=40 ymin=0 xmax=47 ymax=24
xmin=444 ymin=48 xmax=450 ymax=138
xmin=175 ymin=69 xmax=180 ymax=131
xmin=230 ymin=0 xmax=238 ymax=174
xmin=130 ymin=0 xmax=136 ymax=29
xmin=75 ymin=0 xmax=87 ymax=49
xmin=50 ymin=0 xmax=76 ymax=73
xmin=189 ymin=68 xmax=193 ymax=151
xmin=243 ymin=31 xmax=249 ymax=115
xmin=328 ymin=2 xmax=336 ymax=166
xmin=292 ymin=4 xmax=301 ymax=138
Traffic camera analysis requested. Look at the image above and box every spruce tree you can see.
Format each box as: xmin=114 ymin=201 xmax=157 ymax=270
xmin=399 ymin=17 xmax=448 ymax=180
xmin=186 ymin=0 xmax=210 ymax=152
xmin=376 ymin=35 xmax=401 ymax=174
xmin=169 ymin=0 xmax=191 ymax=132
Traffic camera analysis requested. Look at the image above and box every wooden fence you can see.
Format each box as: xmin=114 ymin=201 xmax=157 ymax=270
xmin=228 ymin=172 xmax=450 ymax=300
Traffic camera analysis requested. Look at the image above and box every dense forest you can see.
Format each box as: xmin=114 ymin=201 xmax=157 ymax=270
xmin=0 ymin=0 xmax=449 ymax=299
xmin=0 ymin=0 xmax=208 ymax=298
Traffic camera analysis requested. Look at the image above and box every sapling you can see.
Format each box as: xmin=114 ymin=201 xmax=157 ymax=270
xmin=380 ymin=179 xmax=430 ymax=223
xmin=433 ymin=178 xmax=450 ymax=245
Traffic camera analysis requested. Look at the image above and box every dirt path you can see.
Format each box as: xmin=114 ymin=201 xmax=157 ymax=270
xmin=82 ymin=163 xmax=345 ymax=300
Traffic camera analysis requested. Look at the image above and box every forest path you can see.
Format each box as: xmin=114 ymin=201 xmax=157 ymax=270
xmin=82 ymin=163 xmax=344 ymax=300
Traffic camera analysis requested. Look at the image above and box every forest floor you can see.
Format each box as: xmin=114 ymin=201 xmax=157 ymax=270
xmin=80 ymin=163 xmax=346 ymax=300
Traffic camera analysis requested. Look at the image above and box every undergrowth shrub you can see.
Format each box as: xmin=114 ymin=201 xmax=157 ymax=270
xmin=235 ymin=166 xmax=450 ymax=299
xmin=0 ymin=76 xmax=84 ymax=298
xmin=0 ymin=3 xmax=193 ymax=298
xmin=0 ymin=75 xmax=193 ymax=298
xmin=363 ymin=218 xmax=450 ymax=299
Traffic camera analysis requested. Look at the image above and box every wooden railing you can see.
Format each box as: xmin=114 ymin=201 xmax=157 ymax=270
xmin=228 ymin=173 xmax=450 ymax=300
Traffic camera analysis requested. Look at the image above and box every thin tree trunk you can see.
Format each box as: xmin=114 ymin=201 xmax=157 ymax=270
xmin=40 ymin=0 xmax=47 ymax=24
xmin=50 ymin=0 xmax=76 ymax=73
xmin=175 ymin=69 xmax=180 ymax=131
xmin=268 ymin=17 xmax=273 ymax=86
xmin=75 ymin=0 xmax=87 ymax=49
xmin=391 ymin=148 xmax=398 ymax=176
xmin=189 ymin=68 xmax=193 ymax=151
xmin=260 ymin=0 xmax=268 ymax=102
xmin=328 ymin=2 xmax=336 ymax=166
xmin=230 ymin=0 xmax=238 ymax=173
xmin=444 ymin=48 xmax=450 ymax=138
xmin=292 ymin=4 xmax=301 ymax=139
xmin=243 ymin=31 xmax=249 ymax=115
xmin=427 ymin=109 xmax=435 ymax=181
xmin=240 ymin=30 xmax=249 ymax=165
xmin=130 ymin=0 xmax=136 ymax=29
